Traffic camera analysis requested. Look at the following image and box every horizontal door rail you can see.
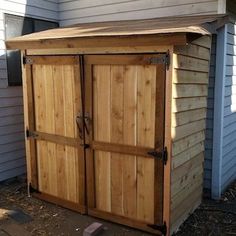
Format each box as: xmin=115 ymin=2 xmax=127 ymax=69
xmin=91 ymin=141 xmax=160 ymax=158
xmin=27 ymin=130 xmax=81 ymax=147
xmin=24 ymin=55 xmax=79 ymax=65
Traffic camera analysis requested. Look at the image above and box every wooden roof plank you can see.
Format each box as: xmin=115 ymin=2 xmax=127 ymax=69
xmin=5 ymin=14 xmax=227 ymax=50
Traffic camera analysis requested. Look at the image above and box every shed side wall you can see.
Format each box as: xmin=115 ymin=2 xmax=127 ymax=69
xmin=58 ymin=0 xmax=219 ymax=26
xmin=171 ymin=36 xmax=212 ymax=234
xmin=0 ymin=0 xmax=58 ymax=181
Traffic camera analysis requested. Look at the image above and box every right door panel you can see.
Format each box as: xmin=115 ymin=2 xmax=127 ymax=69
xmin=84 ymin=55 xmax=166 ymax=226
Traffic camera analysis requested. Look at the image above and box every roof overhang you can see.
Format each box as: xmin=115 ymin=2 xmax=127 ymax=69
xmin=5 ymin=14 xmax=228 ymax=50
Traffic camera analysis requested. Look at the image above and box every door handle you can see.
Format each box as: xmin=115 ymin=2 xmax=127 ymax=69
xmin=76 ymin=113 xmax=84 ymax=139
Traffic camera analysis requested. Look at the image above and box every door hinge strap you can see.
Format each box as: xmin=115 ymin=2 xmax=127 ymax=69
xmin=26 ymin=129 xmax=38 ymax=139
xmin=23 ymin=56 xmax=33 ymax=65
xmin=149 ymin=52 xmax=170 ymax=70
xmin=147 ymin=147 xmax=168 ymax=165
xmin=80 ymin=143 xmax=90 ymax=149
xmin=147 ymin=222 xmax=167 ymax=236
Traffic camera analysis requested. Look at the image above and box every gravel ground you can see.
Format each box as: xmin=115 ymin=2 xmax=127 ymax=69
xmin=174 ymin=181 xmax=236 ymax=236
xmin=0 ymin=176 xmax=236 ymax=236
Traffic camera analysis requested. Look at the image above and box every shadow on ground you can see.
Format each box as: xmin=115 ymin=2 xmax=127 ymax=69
xmin=174 ymin=181 xmax=236 ymax=236
xmin=1 ymin=177 xmax=236 ymax=236
xmin=0 ymin=177 xmax=151 ymax=236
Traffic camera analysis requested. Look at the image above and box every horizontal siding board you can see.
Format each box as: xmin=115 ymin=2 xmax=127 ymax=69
xmin=1 ymin=0 xmax=58 ymax=21
xmin=173 ymin=84 xmax=208 ymax=98
xmin=0 ymin=149 xmax=25 ymax=164
xmin=0 ymin=157 xmax=26 ymax=172
xmin=0 ymin=97 xmax=23 ymax=108
xmin=223 ymin=139 xmax=236 ymax=156
xmin=6 ymin=0 xmax=58 ymax=12
xmin=0 ymin=59 xmax=6 ymax=69
xmin=172 ymin=97 xmax=207 ymax=113
xmin=225 ymin=76 xmax=236 ymax=86
xmin=224 ymin=112 xmax=236 ymax=126
xmin=223 ymin=129 xmax=236 ymax=146
xmin=0 ymin=106 xmax=23 ymax=117
xmin=0 ymin=114 xmax=24 ymax=126
xmin=0 ymin=123 xmax=24 ymax=136
xmin=59 ymin=0 xmax=218 ymax=25
xmin=0 ymin=141 xmax=25 ymax=154
xmin=0 ymin=166 xmax=26 ymax=182
xmin=0 ymin=87 xmax=23 ymax=97
xmin=0 ymin=132 xmax=25 ymax=145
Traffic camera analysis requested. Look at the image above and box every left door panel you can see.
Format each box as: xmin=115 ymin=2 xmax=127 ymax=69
xmin=24 ymin=56 xmax=86 ymax=213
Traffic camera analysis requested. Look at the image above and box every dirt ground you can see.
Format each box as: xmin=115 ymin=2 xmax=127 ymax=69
xmin=0 ymin=177 xmax=236 ymax=236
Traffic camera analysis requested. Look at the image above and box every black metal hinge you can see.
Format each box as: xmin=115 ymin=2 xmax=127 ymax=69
xmin=26 ymin=129 xmax=38 ymax=139
xmin=149 ymin=53 xmax=170 ymax=70
xmin=29 ymin=183 xmax=41 ymax=194
xmin=148 ymin=222 xmax=167 ymax=236
xmin=147 ymin=147 xmax=168 ymax=165
xmin=80 ymin=143 xmax=90 ymax=149
xmin=23 ymin=56 xmax=33 ymax=65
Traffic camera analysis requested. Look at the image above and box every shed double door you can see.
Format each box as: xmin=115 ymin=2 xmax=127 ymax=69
xmin=26 ymin=54 xmax=165 ymax=229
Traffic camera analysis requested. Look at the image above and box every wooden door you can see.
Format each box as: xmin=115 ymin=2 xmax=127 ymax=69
xmin=84 ymin=55 xmax=166 ymax=230
xmin=25 ymin=56 xmax=86 ymax=213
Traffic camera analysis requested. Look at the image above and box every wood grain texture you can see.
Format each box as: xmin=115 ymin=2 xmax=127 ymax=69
xmin=22 ymin=57 xmax=38 ymax=189
xmin=171 ymin=36 xmax=212 ymax=234
xmin=29 ymin=56 xmax=85 ymax=210
xmin=87 ymin=54 xmax=165 ymax=225
xmin=7 ymin=15 xmax=224 ymax=50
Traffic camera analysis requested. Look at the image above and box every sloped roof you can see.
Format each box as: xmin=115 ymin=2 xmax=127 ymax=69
xmin=6 ymin=14 xmax=227 ymax=50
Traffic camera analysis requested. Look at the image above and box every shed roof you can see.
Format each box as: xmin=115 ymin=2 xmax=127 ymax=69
xmin=6 ymin=14 xmax=227 ymax=50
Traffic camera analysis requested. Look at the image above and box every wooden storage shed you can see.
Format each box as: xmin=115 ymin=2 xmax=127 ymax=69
xmin=6 ymin=15 xmax=225 ymax=236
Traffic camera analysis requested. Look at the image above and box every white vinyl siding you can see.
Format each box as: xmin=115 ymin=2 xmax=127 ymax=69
xmin=59 ymin=0 xmax=219 ymax=26
xmin=221 ymin=21 xmax=236 ymax=191
xmin=0 ymin=0 xmax=58 ymax=181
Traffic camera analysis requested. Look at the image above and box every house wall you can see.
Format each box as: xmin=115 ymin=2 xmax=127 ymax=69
xmin=210 ymin=1 xmax=236 ymax=199
xmin=0 ymin=0 xmax=58 ymax=181
xmin=221 ymin=20 xmax=236 ymax=191
xmin=58 ymin=0 xmax=220 ymax=26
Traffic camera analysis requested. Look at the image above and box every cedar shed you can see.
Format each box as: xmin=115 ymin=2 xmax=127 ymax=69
xmin=6 ymin=15 xmax=225 ymax=236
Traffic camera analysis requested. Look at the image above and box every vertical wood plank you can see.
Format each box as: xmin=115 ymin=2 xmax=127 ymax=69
xmin=45 ymin=65 xmax=57 ymax=196
xmin=154 ymin=64 xmax=165 ymax=224
xmin=110 ymin=65 xmax=124 ymax=215
xmin=23 ymin=61 xmax=38 ymax=189
xmin=137 ymin=65 xmax=156 ymax=223
xmin=84 ymin=62 xmax=95 ymax=209
xmin=53 ymin=65 xmax=67 ymax=200
xmin=123 ymin=65 xmax=137 ymax=218
xmin=93 ymin=65 xmax=111 ymax=212
xmin=63 ymin=65 xmax=78 ymax=202
xmin=73 ymin=62 xmax=85 ymax=206
xmin=34 ymin=65 xmax=49 ymax=193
